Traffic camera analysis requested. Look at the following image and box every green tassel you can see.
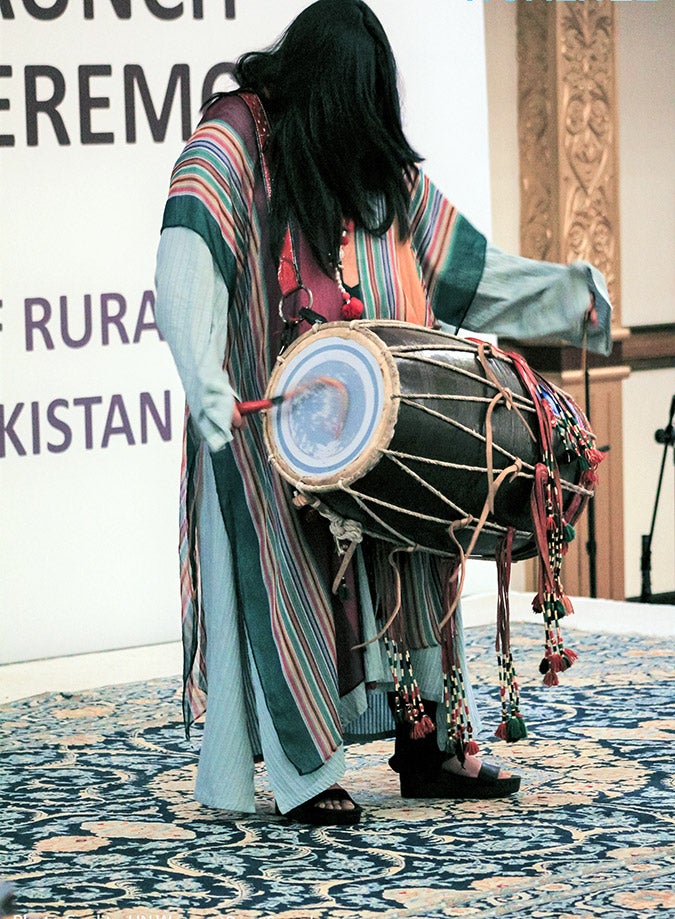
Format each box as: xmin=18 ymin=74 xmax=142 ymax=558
xmin=555 ymin=599 xmax=567 ymax=619
xmin=563 ymin=522 xmax=576 ymax=543
xmin=506 ymin=715 xmax=528 ymax=742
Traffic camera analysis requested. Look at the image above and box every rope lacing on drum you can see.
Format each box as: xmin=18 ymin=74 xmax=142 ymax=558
xmin=291 ymin=488 xmax=365 ymax=595
xmin=395 ymin=391 xmax=536 ymax=412
xmin=353 ymin=545 xmax=416 ymax=649
xmin=327 ymin=512 xmax=363 ymax=595
xmin=437 ymin=460 xmax=523 ymax=630
xmin=474 ymin=339 xmax=537 ymax=514
xmin=390 ymin=348 xmax=534 ymax=408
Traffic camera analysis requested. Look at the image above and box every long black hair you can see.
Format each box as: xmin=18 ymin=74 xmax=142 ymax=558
xmin=234 ymin=0 xmax=422 ymax=274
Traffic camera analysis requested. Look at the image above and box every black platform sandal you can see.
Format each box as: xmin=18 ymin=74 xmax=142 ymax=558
xmin=397 ymin=760 xmax=521 ymax=800
xmin=387 ymin=696 xmax=520 ymax=800
xmin=275 ymin=787 xmax=363 ymax=826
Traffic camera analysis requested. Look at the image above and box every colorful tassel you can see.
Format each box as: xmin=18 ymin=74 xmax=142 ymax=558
xmin=411 ymin=715 xmax=435 ymax=740
xmin=585 ymin=447 xmax=606 ymax=467
xmin=561 ymin=648 xmax=578 ymax=670
xmin=563 ymin=522 xmax=576 ymax=543
xmin=561 ymin=595 xmax=575 ymax=616
xmin=385 ymin=637 xmax=436 ymax=739
xmin=506 ymin=714 xmax=528 ymax=742
xmin=547 ymin=651 xmax=564 ymax=673
xmin=336 ymin=218 xmax=365 ymax=321
xmin=581 ymin=468 xmax=599 ymax=487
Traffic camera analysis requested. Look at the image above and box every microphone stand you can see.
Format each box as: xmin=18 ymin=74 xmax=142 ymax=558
xmin=640 ymin=394 xmax=675 ymax=603
xmin=584 ymin=364 xmax=598 ymax=597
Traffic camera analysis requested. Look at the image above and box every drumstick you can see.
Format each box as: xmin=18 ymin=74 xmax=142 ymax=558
xmin=237 ymin=376 xmax=347 ymax=416
xmin=237 ymin=394 xmax=286 ymax=416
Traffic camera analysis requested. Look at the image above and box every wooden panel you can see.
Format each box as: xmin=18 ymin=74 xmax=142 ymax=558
xmin=623 ymin=325 xmax=675 ymax=371
xmin=551 ymin=368 xmax=628 ymax=600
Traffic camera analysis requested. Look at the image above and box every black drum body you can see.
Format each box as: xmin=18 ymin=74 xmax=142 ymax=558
xmin=263 ymin=321 xmax=590 ymax=560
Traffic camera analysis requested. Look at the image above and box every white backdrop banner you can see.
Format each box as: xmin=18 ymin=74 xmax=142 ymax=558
xmin=0 ymin=0 xmax=491 ymax=663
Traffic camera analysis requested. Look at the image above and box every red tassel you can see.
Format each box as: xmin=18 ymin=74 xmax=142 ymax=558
xmin=581 ymin=468 xmax=599 ymax=488
xmin=547 ymin=652 xmax=564 ymax=673
xmin=561 ymin=648 xmax=578 ymax=670
xmin=543 ymin=669 xmax=559 ymax=687
xmin=465 ymin=739 xmax=480 ymax=756
xmin=410 ymin=713 xmax=434 ymax=739
xmin=532 ymin=593 xmax=543 ymax=613
xmin=495 ymin=721 xmax=508 ymax=740
xmin=341 ymin=296 xmax=364 ymax=320
xmin=419 ymin=714 xmax=436 ymax=736
xmin=585 ymin=447 xmax=605 ymax=467
xmin=562 ymin=595 xmax=575 ymax=616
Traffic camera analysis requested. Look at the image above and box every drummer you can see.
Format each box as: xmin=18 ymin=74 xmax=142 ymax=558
xmin=155 ymin=0 xmax=611 ymax=825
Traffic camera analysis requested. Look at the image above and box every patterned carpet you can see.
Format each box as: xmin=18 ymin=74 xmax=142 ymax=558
xmin=1 ymin=622 xmax=674 ymax=919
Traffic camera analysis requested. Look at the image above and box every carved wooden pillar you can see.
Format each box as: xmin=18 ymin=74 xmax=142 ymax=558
xmin=514 ymin=1 xmax=628 ymax=599
xmin=519 ymin=0 xmax=622 ymax=315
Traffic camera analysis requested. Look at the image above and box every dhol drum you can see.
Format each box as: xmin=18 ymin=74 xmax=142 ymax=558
xmin=262 ymin=321 xmax=595 ymax=560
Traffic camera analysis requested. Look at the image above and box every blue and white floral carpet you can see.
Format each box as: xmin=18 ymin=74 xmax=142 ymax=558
xmin=1 ymin=622 xmax=674 ymax=919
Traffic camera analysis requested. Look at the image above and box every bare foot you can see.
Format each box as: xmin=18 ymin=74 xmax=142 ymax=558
xmin=442 ymin=753 xmax=512 ymax=780
xmin=314 ymin=783 xmax=356 ymax=811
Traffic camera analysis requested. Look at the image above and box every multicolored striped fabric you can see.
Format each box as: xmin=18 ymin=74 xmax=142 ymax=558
xmin=178 ymin=411 xmax=207 ymax=735
xmin=162 ymin=93 xmax=487 ymax=772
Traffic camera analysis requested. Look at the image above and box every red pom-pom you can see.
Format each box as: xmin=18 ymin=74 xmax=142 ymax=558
xmin=341 ymin=296 xmax=364 ymax=320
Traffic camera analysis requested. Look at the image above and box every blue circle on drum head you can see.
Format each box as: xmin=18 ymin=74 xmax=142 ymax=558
xmin=271 ymin=337 xmax=385 ymax=478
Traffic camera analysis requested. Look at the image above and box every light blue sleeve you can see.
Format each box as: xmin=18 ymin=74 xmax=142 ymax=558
xmin=154 ymin=226 xmax=236 ymax=452
xmin=460 ymin=244 xmax=613 ymax=356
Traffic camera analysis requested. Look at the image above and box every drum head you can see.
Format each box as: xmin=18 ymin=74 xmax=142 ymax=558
xmin=264 ymin=324 xmax=399 ymax=490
